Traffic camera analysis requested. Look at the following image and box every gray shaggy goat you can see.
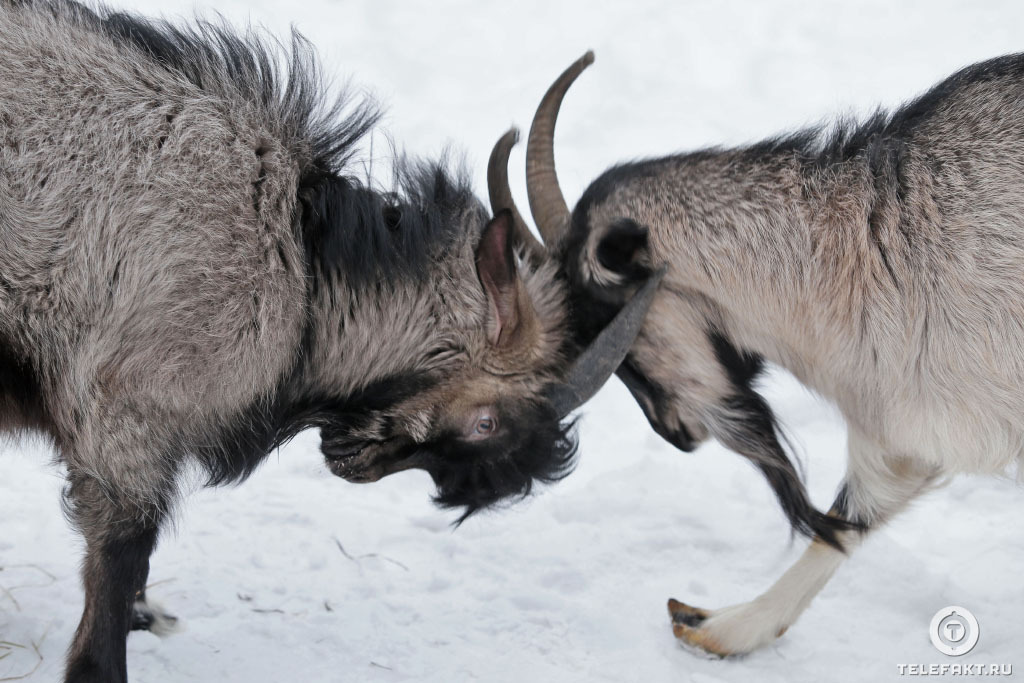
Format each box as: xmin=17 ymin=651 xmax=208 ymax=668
xmin=0 ymin=4 xmax=658 ymax=681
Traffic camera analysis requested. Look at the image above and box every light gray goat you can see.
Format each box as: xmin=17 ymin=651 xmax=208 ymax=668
xmin=490 ymin=51 xmax=1022 ymax=655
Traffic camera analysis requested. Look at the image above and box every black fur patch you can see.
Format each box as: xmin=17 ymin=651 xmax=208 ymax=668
xmin=0 ymin=338 xmax=48 ymax=432
xmin=715 ymin=392 xmax=855 ymax=549
xmin=708 ymin=330 xmax=765 ymax=388
xmin=561 ymin=279 xmax=618 ymax=352
xmin=195 ymin=368 xmax=435 ymax=486
xmin=596 ymin=218 xmax=649 ymax=281
xmin=708 ymin=331 xmax=859 ymax=549
xmin=830 ymin=482 xmax=870 ymax=530
xmin=422 ymin=399 xmax=578 ymax=524
xmin=63 ymin=523 xmax=159 ymax=683
xmin=299 ymin=159 xmax=479 ymax=286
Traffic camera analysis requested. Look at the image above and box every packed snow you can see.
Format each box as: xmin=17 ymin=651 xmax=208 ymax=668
xmin=2 ymin=1 xmax=1023 ymax=681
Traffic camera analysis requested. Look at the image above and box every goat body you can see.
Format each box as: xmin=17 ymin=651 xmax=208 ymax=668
xmin=0 ymin=2 xmax=585 ymax=680
xmin=516 ymin=51 xmax=1024 ymax=655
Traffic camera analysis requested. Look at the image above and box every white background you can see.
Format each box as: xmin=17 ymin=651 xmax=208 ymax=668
xmin=1 ymin=1 xmax=1023 ymax=681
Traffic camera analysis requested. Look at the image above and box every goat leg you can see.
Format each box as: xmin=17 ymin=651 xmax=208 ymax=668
xmin=668 ymin=429 xmax=938 ymax=656
xmin=63 ymin=472 xmax=168 ymax=683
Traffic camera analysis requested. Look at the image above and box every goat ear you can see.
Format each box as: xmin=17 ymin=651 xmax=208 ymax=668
xmin=475 ymin=210 xmax=536 ymax=349
xmin=597 ymin=218 xmax=649 ymax=276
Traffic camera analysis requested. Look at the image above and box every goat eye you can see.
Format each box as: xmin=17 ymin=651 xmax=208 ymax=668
xmin=474 ymin=416 xmax=497 ymax=435
xmin=463 ymin=408 xmax=500 ymax=441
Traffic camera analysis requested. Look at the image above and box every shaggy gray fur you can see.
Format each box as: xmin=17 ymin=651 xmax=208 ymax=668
xmin=0 ymin=3 xmax=572 ymax=681
xmin=556 ymin=52 xmax=1024 ymax=655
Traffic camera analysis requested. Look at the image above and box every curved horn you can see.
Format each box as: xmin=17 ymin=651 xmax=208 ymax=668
xmin=545 ymin=266 xmax=666 ymax=418
xmin=487 ymin=127 xmax=544 ymax=259
xmin=526 ymin=50 xmax=595 ymax=248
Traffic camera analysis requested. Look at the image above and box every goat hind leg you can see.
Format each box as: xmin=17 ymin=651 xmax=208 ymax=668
xmin=669 ymin=431 xmax=938 ymax=656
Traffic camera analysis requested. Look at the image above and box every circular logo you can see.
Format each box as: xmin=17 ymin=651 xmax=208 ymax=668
xmin=929 ymin=606 xmax=980 ymax=656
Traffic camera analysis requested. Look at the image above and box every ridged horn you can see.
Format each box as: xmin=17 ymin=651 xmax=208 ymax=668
xmin=525 ymin=50 xmax=594 ymax=248
xmin=487 ymin=127 xmax=544 ymax=259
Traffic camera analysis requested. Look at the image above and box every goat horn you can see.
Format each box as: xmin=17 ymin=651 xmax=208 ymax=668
xmin=526 ymin=50 xmax=594 ymax=249
xmin=487 ymin=127 xmax=544 ymax=259
xmin=545 ymin=266 xmax=666 ymax=418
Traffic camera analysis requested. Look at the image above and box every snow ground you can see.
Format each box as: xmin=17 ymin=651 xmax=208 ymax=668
xmin=2 ymin=1 xmax=1024 ymax=681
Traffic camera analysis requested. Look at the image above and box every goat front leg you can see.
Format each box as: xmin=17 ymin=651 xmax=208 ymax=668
xmin=669 ymin=429 xmax=939 ymax=656
xmin=63 ymin=471 xmax=170 ymax=683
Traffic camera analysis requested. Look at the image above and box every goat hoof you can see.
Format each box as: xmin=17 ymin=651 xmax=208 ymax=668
xmin=131 ymin=600 xmax=180 ymax=636
xmin=668 ymin=597 xmax=708 ymax=627
xmin=667 ymin=598 xmax=729 ymax=657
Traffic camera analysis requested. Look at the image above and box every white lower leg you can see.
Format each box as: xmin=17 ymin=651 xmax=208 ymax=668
xmin=671 ymin=431 xmax=939 ymax=656
xmin=692 ymin=533 xmax=857 ymax=654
